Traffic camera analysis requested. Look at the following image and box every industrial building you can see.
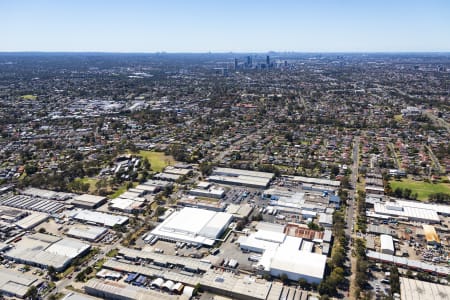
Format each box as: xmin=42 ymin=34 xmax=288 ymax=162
xmin=71 ymin=194 xmax=107 ymax=209
xmin=109 ymin=197 xmax=146 ymax=213
xmin=15 ymin=212 xmax=49 ymax=230
xmin=3 ymin=233 xmax=90 ymax=271
xmin=177 ymin=196 xmax=226 ymax=212
xmin=66 ymin=224 xmax=108 ymax=242
xmin=372 ymin=201 xmax=441 ymax=223
xmin=0 ymin=268 xmax=44 ymax=299
xmin=62 ymin=292 xmax=102 ymax=300
xmin=102 ymin=259 xmax=278 ymax=300
xmin=21 ymin=187 xmax=74 ymax=201
xmin=151 ymin=207 xmax=233 ymax=246
xmin=0 ymin=193 xmax=65 ymax=214
xmin=380 ymin=234 xmax=395 ymax=255
xmin=84 ymin=278 xmax=184 ymax=300
xmin=189 ymin=186 xmax=225 ymax=199
xmin=68 ymin=209 xmax=129 ymax=227
xmin=366 ymin=251 xmax=450 ymax=276
xmin=208 ymin=167 xmax=274 ymax=188
xmin=225 ymin=203 xmax=254 ymax=220
xmin=283 ymin=176 xmax=341 ymax=188
xmin=400 ymin=277 xmax=450 ymax=300
xmin=238 ymin=223 xmax=327 ymax=283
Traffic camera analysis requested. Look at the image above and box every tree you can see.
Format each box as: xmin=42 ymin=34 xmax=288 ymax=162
xmin=24 ymin=286 xmax=38 ymax=300
xmin=279 ymin=273 xmax=289 ymax=284
xmin=25 ymin=164 xmax=38 ymax=175
xmin=47 ymin=266 xmax=57 ymax=281
xmin=298 ymin=278 xmax=310 ymax=290
xmin=38 ymin=227 xmax=46 ymax=234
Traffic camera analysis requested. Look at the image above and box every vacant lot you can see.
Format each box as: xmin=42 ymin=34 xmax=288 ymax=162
xmin=135 ymin=150 xmax=176 ymax=172
xmin=390 ymin=178 xmax=450 ymax=201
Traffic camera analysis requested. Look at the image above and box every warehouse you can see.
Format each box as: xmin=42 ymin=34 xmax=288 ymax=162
xmin=15 ymin=212 xmax=49 ymax=230
xmin=238 ymin=226 xmax=327 ymax=283
xmin=0 ymin=194 xmax=65 ymax=214
xmin=110 ymin=197 xmax=145 ymax=213
xmin=178 ymin=196 xmax=226 ymax=212
xmin=84 ymin=278 xmax=181 ymax=300
xmin=21 ymin=187 xmax=73 ymax=201
xmin=269 ymin=246 xmax=327 ymax=283
xmin=66 ymin=225 xmax=108 ymax=242
xmin=208 ymin=167 xmax=274 ymax=188
xmin=0 ymin=206 xmax=28 ymax=223
xmin=62 ymin=292 xmax=102 ymax=300
xmin=3 ymin=233 xmax=90 ymax=271
xmin=380 ymin=234 xmax=395 ymax=255
xmin=151 ymin=207 xmax=233 ymax=246
xmin=189 ymin=186 xmax=225 ymax=199
xmin=68 ymin=209 xmax=129 ymax=227
xmin=400 ymin=277 xmax=450 ymax=300
xmin=283 ymin=176 xmax=341 ymax=188
xmin=0 ymin=268 xmax=44 ymax=299
xmin=71 ymin=194 xmax=107 ymax=209
xmin=373 ymin=201 xmax=440 ymax=223
xmin=134 ymin=184 xmax=160 ymax=194
xmin=102 ymin=260 xmax=273 ymax=300
xmin=225 ymin=203 xmax=254 ymax=220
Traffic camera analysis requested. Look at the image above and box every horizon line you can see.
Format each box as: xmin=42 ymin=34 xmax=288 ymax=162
xmin=1 ymin=50 xmax=450 ymax=55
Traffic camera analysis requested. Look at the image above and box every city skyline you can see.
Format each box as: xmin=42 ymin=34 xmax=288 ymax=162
xmin=1 ymin=0 xmax=450 ymax=53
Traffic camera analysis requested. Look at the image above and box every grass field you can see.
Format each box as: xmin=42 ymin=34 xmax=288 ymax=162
xmin=20 ymin=94 xmax=37 ymax=100
xmin=389 ymin=178 xmax=450 ymax=201
xmin=135 ymin=150 xmax=176 ymax=172
xmin=394 ymin=114 xmax=403 ymax=121
xmin=79 ymin=177 xmax=99 ymax=193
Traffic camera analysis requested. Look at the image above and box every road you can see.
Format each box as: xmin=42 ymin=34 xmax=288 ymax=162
xmin=346 ymin=135 xmax=360 ymax=300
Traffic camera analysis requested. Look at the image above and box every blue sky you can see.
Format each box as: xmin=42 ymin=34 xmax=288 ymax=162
xmin=1 ymin=0 xmax=449 ymax=52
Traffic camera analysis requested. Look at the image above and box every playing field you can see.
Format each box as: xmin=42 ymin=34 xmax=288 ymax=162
xmin=389 ymin=178 xmax=450 ymax=201
xmin=20 ymin=94 xmax=37 ymax=100
xmin=136 ymin=150 xmax=176 ymax=172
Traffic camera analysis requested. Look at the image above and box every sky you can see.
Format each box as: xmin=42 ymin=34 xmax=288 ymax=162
xmin=1 ymin=0 xmax=449 ymax=53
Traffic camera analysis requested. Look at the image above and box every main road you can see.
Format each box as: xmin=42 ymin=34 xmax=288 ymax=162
xmin=346 ymin=135 xmax=360 ymax=299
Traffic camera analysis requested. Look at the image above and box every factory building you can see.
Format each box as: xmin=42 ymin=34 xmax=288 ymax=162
xmin=208 ymin=167 xmax=274 ymax=188
xmin=151 ymin=207 xmax=233 ymax=246
xmin=68 ymin=209 xmax=129 ymax=228
xmin=66 ymin=225 xmax=108 ymax=242
xmin=71 ymin=194 xmax=107 ymax=209
xmin=237 ymin=223 xmax=327 ymax=283
xmin=0 ymin=269 xmax=44 ymax=299
xmin=3 ymin=233 xmax=90 ymax=271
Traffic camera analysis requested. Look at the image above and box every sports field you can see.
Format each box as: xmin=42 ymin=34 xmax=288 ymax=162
xmin=136 ymin=150 xmax=175 ymax=172
xmin=389 ymin=178 xmax=450 ymax=201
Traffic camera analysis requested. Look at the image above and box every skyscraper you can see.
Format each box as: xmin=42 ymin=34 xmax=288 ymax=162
xmin=266 ymin=55 xmax=270 ymax=67
xmin=234 ymin=58 xmax=238 ymax=70
xmin=246 ymin=56 xmax=252 ymax=68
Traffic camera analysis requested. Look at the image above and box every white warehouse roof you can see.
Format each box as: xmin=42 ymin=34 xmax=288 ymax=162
xmin=151 ymin=207 xmax=232 ymax=246
xmin=66 ymin=225 xmax=108 ymax=241
xmin=380 ymin=234 xmax=395 ymax=254
xmin=68 ymin=209 xmax=129 ymax=227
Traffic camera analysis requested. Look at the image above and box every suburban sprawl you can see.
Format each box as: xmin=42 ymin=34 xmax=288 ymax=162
xmin=0 ymin=52 xmax=449 ymax=300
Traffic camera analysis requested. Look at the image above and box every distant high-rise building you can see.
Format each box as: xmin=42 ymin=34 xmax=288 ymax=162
xmin=266 ymin=55 xmax=270 ymax=67
xmin=246 ymin=56 xmax=252 ymax=68
xmin=234 ymin=58 xmax=238 ymax=70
